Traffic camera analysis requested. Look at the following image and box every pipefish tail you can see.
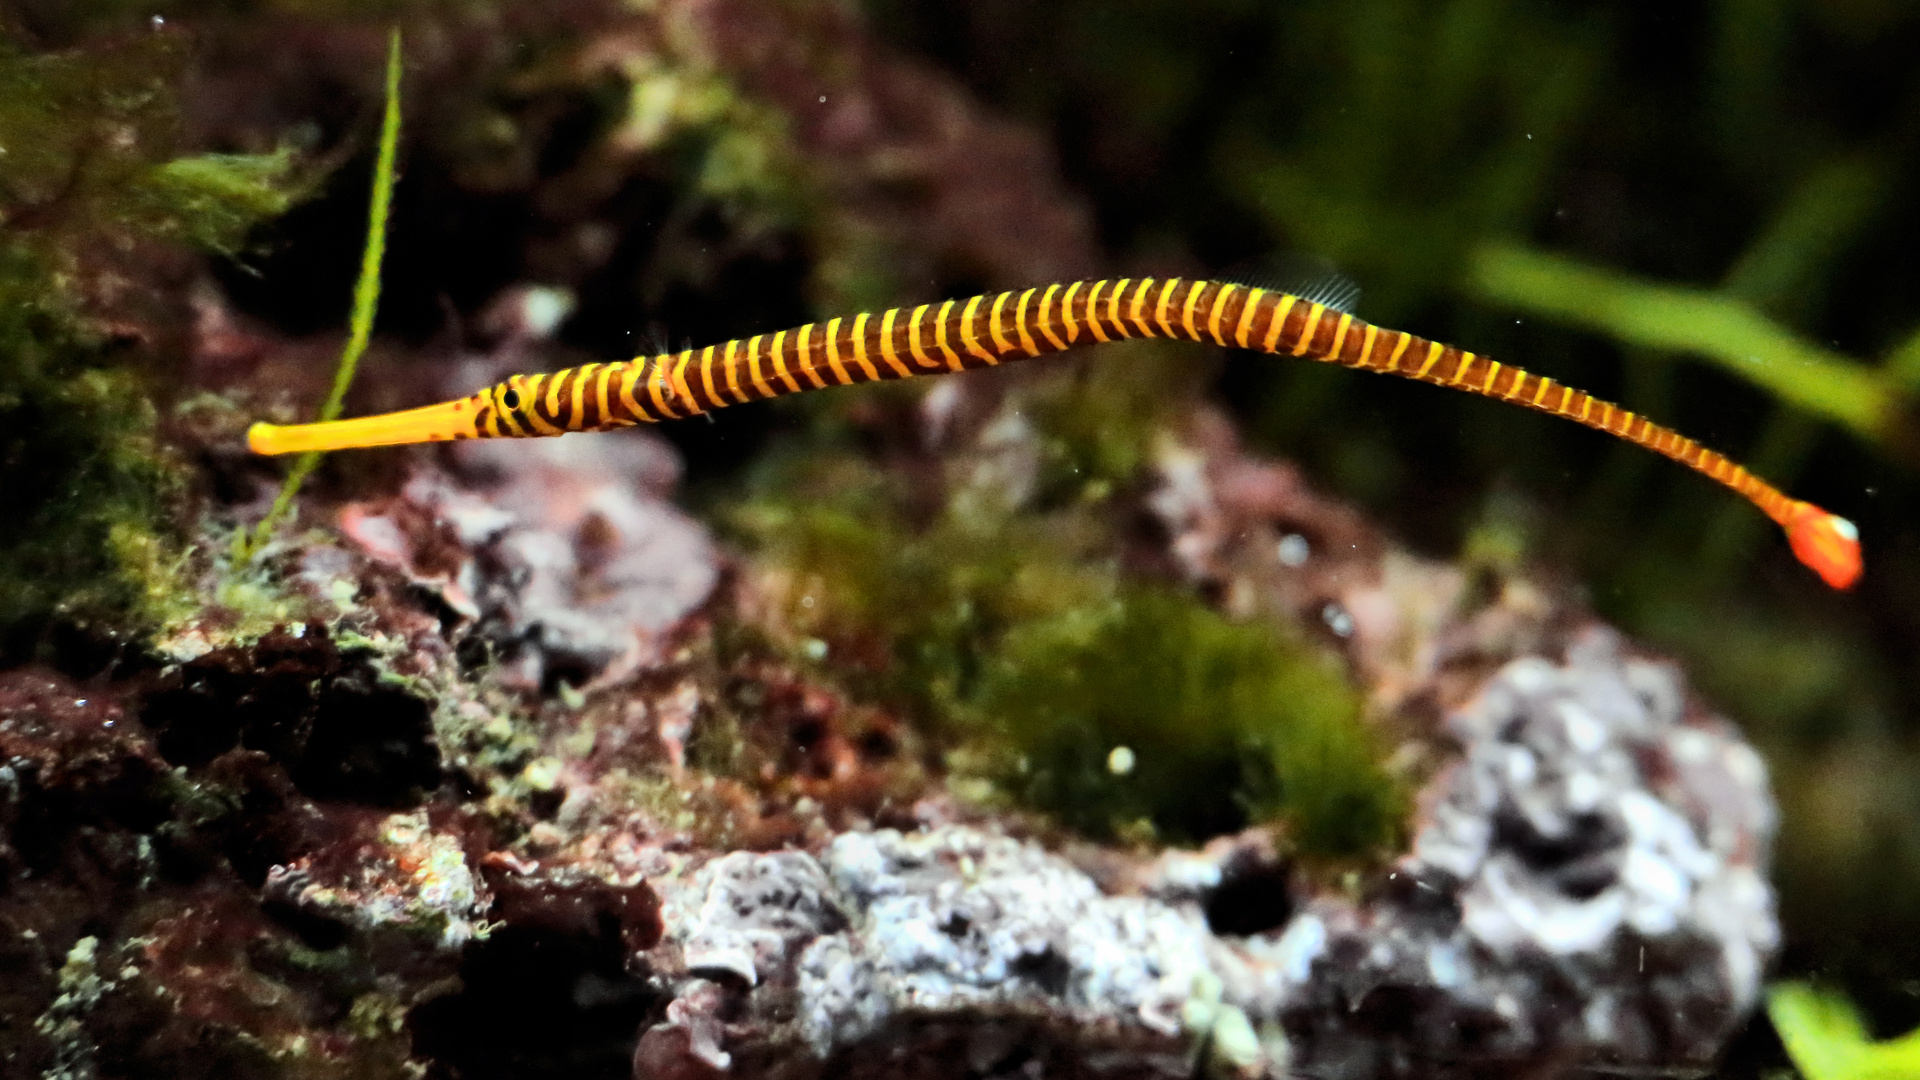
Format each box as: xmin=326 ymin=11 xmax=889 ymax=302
xmin=247 ymin=277 xmax=1863 ymax=589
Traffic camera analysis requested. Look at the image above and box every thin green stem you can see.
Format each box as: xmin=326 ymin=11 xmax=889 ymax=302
xmin=238 ymin=29 xmax=402 ymax=562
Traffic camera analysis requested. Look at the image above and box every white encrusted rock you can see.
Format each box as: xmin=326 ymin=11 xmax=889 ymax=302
xmin=1278 ymin=626 xmax=1778 ymax=1075
xmin=798 ymin=828 xmax=1218 ymax=1053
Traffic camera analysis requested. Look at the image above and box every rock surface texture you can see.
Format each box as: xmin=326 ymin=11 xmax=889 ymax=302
xmin=628 ymin=629 xmax=1776 ymax=1079
xmin=1276 ymin=628 xmax=1777 ymax=1079
xmin=0 ymin=410 xmax=1777 ymax=1080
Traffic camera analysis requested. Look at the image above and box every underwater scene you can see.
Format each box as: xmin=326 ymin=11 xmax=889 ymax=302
xmin=0 ymin=1 xmax=1914 ymax=1078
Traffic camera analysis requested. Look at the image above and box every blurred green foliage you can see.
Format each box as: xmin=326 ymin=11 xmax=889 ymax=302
xmin=0 ymin=37 xmax=302 ymax=254
xmin=1466 ymin=242 xmax=1899 ymax=441
xmin=0 ymin=33 xmax=304 ymax=649
xmin=1770 ymin=983 xmax=1920 ymax=1080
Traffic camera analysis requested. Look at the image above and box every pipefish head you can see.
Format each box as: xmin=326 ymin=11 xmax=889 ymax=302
xmin=474 ymin=373 xmax=542 ymax=437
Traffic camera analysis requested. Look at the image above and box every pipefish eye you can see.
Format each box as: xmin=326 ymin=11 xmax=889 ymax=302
xmin=499 ymin=387 xmax=521 ymax=410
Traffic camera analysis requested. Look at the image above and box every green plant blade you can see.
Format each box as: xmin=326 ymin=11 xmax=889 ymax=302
xmin=1466 ymin=241 xmax=1901 ymax=443
xmin=1769 ymin=982 xmax=1920 ymax=1080
xmin=241 ymin=28 xmax=402 ymax=562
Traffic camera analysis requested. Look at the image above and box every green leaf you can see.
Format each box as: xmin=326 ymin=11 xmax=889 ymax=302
xmin=1466 ymin=241 xmax=1903 ymax=443
xmin=1768 ymin=982 xmax=1920 ymax=1080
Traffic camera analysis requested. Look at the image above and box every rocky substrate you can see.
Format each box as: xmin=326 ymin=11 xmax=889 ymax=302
xmin=0 ymin=409 xmax=1775 ymax=1080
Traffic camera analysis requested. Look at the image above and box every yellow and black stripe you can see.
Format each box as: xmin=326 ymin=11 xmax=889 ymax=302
xmin=247 ymin=277 xmax=1862 ymax=588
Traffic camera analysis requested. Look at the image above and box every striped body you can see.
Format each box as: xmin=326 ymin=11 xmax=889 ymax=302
xmin=463 ymin=277 xmax=1802 ymax=530
xmin=247 ymin=276 xmax=1863 ymax=588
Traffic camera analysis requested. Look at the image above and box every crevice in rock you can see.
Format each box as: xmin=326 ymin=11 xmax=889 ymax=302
xmin=138 ymin=629 xmax=441 ymax=809
xmin=1201 ymin=861 xmax=1294 ymax=937
xmin=410 ymin=925 xmax=662 ymax=1080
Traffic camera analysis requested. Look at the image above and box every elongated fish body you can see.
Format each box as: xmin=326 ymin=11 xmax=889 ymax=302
xmin=247 ymin=277 xmax=1863 ymax=589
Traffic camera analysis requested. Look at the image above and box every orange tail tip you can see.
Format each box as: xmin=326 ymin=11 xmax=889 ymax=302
xmin=1784 ymin=503 xmax=1862 ymax=590
xmin=246 ymin=397 xmax=480 ymax=456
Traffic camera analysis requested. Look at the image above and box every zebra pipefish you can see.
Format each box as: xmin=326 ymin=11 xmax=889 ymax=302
xmin=246 ymin=276 xmax=1863 ymax=589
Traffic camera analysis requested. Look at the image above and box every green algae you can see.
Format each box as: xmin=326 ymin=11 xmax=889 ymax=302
xmin=730 ymin=369 xmax=1405 ymax=858
xmin=0 ymin=36 xmax=297 ymax=253
xmin=975 ymin=587 xmax=1403 ymax=854
xmin=619 ymin=52 xmax=802 ymax=218
xmin=0 ymin=336 xmax=184 ymax=644
xmin=0 ymin=35 xmax=306 ymax=654
xmin=133 ymin=148 xmax=305 ymax=258
xmin=730 ymin=449 xmax=1110 ymax=722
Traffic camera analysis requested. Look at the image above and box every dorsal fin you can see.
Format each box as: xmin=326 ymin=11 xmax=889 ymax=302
xmin=1220 ymin=253 xmax=1362 ymax=313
